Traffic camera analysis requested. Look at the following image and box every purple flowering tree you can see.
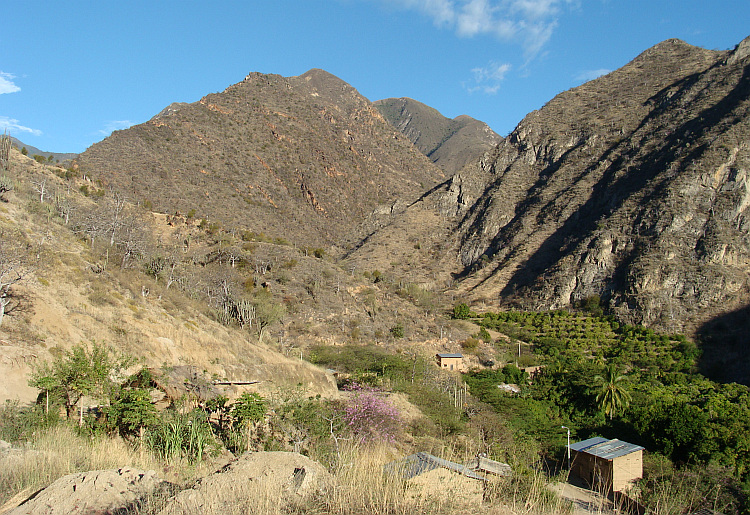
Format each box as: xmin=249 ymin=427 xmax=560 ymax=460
xmin=341 ymin=383 xmax=402 ymax=444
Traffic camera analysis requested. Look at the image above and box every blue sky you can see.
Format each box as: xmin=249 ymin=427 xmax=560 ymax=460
xmin=2 ymin=0 xmax=749 ymax=153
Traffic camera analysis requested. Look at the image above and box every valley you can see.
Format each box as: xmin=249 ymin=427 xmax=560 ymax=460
xmin=0 ymin=34 xmax=749 ymax=515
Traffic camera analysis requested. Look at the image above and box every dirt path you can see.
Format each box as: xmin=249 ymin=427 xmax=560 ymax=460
xmin=549 ymin=482 xmax=615 ymax=515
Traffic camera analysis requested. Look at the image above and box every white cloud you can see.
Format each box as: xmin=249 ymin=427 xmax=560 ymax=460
xmin=465 ymin=61 xmax=512 ymax=94
xmin=98 ymin=120 xmax=134 ymax=136
xmin=0 ymin=72 xmax=21 ymax=94
xmin=382 ymin=0 xmax=565 ymax=59
xmin=575 ymin=68 xmax=611 ymax=82
xmin=0 ymin=116 xmax=42 ymax=136
xmin=510 ymin=0 xmax=560 ymax=19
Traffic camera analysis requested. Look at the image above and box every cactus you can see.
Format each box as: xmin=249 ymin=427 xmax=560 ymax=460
xmin=0 ymin=131 xmax=10 ymax=171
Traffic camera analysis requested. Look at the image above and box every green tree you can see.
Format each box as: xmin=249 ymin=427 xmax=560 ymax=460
xmin=594 ymin=363 xmax=631 ymax=420
xmin=29 ymin=342 xmax=133 ymax=425
xmin=106 ymin=388 xmax=159 ymax=438
xmin=230 ymin=392 xmax=266 ymax=452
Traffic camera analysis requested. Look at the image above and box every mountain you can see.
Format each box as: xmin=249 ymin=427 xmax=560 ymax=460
xmin=348 ymin=36 xmax=750 ymax=380
xmin=374 ymin=97 xmax=501 ymax=175
xmin=10 ymin=137 xmax=77 ymax=165
xmin=75 ymin=69 xmax=445 ymax=249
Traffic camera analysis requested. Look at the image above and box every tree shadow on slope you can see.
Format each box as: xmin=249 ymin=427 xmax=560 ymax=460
xmin=468 ymin=62 xmax=750 ymax=304
xmin=696 ymin=303 xmax=750 ymax=385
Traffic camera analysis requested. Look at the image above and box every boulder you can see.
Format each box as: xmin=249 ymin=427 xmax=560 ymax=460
xmin=6 ymin=467 xmax=169 ymax=515
xmin=157 ymin=451 xmax=330 ymax=515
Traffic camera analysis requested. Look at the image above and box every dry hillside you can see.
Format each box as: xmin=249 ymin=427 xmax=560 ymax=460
xmin=75 ymin=69 xmax=445 ymax=250
xmin=0 ymin=147 xmax=478 ymax=405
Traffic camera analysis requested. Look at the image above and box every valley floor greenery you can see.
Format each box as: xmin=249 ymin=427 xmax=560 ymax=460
xmin=464 ymin=307 xmax=750 ymax=514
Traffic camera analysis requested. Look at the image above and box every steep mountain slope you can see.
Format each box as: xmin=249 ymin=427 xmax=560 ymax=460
xmin=0 ymin=150 xmax=341 ymax=404
xmin=1 ymin=147 xmax=471 ymax=404
xmin=76 ymin=69 xmax=445 ymax=249
xmin=348 ymin=36 xmax=750 ymax=371
xmin=374 ymin=97 xmax=501 ymax=175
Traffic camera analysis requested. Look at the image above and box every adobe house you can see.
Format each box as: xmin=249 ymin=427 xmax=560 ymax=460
xmin=436 ymin=353 xmax=463 ymax=371
xmin=568 ymin=437 xmax=644 ymax=493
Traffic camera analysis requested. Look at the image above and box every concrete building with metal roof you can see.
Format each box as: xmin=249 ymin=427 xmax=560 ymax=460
xmin=436 ymin=353 xmax=463 ymax=371
xmin=568 ymin=437 xmax=645 ymax=493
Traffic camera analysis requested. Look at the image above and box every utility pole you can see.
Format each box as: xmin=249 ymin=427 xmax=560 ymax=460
xmin=561 ymin=426 xmax=571 ymax=470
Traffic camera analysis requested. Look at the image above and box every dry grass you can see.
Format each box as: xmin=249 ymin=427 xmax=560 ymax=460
xmin=0 ymin=425 xmax=161 ymax=507
xmin=0 ymin=428 xmax=593 ymax=515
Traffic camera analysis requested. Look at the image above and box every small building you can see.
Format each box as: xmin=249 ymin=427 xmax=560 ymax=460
xmin=569 ymin=437 xmax=644 ymax=493
xmin=436 ymin=353 xmax=463 ymax=371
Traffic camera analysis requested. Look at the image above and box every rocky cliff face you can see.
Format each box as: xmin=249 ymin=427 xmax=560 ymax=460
xmin=351 ymin=37 xmax=750 ymax=351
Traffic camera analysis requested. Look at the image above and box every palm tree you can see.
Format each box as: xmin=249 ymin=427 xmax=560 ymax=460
xmin=594 ymin=363 xmax=631 ymax=420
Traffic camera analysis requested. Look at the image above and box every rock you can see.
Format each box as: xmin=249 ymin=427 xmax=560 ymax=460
xmin=6 ymin=468 xmax=169 ymax=515
xmin=157 ymin=451 xmax=331 ymax=515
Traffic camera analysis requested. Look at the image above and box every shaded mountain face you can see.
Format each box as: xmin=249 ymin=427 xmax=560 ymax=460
xmin=374 ymin=97 xmax=501 ymax=175
xmin=76 ymin=69 xmax=445 ymax=248
xmin=350 ymin=37 xmax=750 ymax=353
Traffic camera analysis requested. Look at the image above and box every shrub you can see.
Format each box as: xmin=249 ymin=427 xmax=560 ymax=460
xmin=461 ymin=337 xmax=480 ymax=352
xmin=147 ymin=408 xmax=217 ymax=463
xmin=390 ymin=323 xmax=405 ymax=339
xmin=340 ymin=384 xmax=401 ymax=444
xmin=230 ymin=392 xmax=266 ymax=428
xmin=452 ymin=302 xmax=471 ymax=320
xmin=105 ymin=388 xmax=159 ymax=438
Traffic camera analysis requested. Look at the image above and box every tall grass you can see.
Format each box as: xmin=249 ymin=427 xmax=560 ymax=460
xmin=0 ymin=424 xmax=160 ymax=508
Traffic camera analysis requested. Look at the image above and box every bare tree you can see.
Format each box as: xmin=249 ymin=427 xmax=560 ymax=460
xmin=0 ymin=175 xmax=13 ymax=202
xmin=104 ymin=189 xmax=128 ymax=247
xmin=113 ymin=213 xmax=149 ymax=269
xmin=0 ymin=236 xmax=33 ymax=326
xmin=31 ymin=177 xmax=48 ymax=203
xmin=54 ymin=189 xmax=74 ymax=225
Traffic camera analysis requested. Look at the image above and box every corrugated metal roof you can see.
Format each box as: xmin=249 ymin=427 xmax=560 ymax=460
xmin=384 ymin=452 xmax=486 ymax=481
xmin=569 ymin=437 xmax=645 ymax=460
xmin=569 ymin=436 xmax=609 ymax=452
xmin=436 ymin=353 xmax=463 ymax=358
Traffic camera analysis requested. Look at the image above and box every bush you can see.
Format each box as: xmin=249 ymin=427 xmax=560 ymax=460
xmin=147 ymin=409 xmax=217 ymax=463
xmin=452 ymin=302 xmax=471 ymax=320
xmin=461 ymin=337 xmax=480 ymax=352
xmin=230 ymin=392 xmax=266 ymax=428
xmin=105 ymin=388 xmax=159 ymax=438
xmin=340 ymin=384 xmax=401 ymax=444
xmin=390 ymin=323 xmax=405 ymax=339
xmin=0 ymin=401 xmax=59 ymax=443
